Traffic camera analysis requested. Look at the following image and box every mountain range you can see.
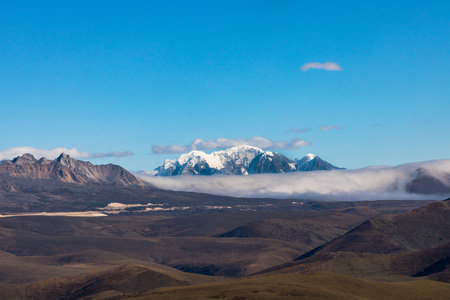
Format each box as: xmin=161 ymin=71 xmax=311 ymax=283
xmin=0 ymin=152 xmax=356 ymax=214
xmin=0 ymin=153 xmax=142 ymax=187
xmin=151 ymin=145 xmax=343 ymax=176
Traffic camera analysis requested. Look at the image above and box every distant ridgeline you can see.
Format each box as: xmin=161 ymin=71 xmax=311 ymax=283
xmin=0 ymin=153 xmax=143 ymax=186
xmin=151 ymin=145 xmax=344 ymax=176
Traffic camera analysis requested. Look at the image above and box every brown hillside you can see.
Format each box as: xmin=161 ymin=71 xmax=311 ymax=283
xmin=126 ymin=271 xmax=450 ymax=300
xmin=258 ymin=242 xmax=450 ymax=282
xmin=299 ymin=199 xmax=450 ymax=255
xmin=254 ymin=200 xmax=450 ymax=281
xmin=0 ymin=264 xmax=192 ymax=300
xmin=219 ymin=218 xmax=347 ymax=245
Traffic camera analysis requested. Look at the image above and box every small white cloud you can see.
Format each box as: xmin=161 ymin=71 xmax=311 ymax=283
xmin=151 ymin=145 xmax=191 ymax=155
xmin=300 ymin=62 xmax=342 ymax=72
xmin=319 ymin=125 xmax=342 ymax=131
xmin=0 ymin=147 xmax=134 ymax=161
xmin=287 ymin=127 xmax=311 ymax=134
xmin=152 ymin=137 xmax=311 ymax=154
xmin=91 ymin=150 xmax=135 ymax=158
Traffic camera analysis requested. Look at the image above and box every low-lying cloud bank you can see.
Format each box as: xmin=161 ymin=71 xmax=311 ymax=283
xmin=138 ymin=160 xmax=450 ymax=201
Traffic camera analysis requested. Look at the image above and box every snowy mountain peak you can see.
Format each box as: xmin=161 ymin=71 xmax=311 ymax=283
xmin=152 ymin=146 xmax=343 ymax=176
xmin=295 ymin=154 xmax=343 ymax=172
xmin=304 ymin=153 xmax=317 ymax=160
xmin=154 ymin=145 xmax=265 ymax=176
xmin=223 ymin=145 xmax=263 ymax=153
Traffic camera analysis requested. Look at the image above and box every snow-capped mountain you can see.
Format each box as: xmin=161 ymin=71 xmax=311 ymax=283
xmin=295 ymin=153 xmax=343 ymax=171
xmin=154 ymin=146 xmax=264 ymax=176
xmin=152 ymin=146 xmax=343 ymax=176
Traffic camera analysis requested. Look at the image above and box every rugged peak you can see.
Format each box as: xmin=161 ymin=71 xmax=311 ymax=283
xmin=56 ymin=153 xmax=70 ymax=160
xmin=55 ymin=153 xmax=77 ymax=168
xmin=0 ymin=152 xmax=143 ymax=186
xmin=37 ymin=157 xmax=51 ymax=165
xmin=295 ymin=154 xmax=343 ymax=172
xmin=11 ymin=153 xmax=37 ymax=165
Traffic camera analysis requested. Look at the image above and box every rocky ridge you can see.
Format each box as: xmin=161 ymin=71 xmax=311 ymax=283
xmin=0 ymin=153 xmax=142 ymax=186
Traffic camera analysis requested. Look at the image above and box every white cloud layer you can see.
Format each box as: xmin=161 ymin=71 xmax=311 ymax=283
xmin=138 ymin=160 xmax=450 ymax=201
xmin=152 ymin=137 xmax=311 ymax=154
xmin=301 ymin=62 xmax=343 ymax=71
xmin=0 ymin=147 xmax=134 ymax=161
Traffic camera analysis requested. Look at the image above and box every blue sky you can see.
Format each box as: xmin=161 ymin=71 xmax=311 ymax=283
xmin=1 ymin=1 xmax=449 ymax=171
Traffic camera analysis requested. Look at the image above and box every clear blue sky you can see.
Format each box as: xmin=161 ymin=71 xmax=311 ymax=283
xmin=1 ymin=0 xmax=449 ymax=171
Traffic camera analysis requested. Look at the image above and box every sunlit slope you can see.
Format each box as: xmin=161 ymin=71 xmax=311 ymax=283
xmin=126 ymin=272 xmax=450 ymax=300
xmin=0 ymin=263 xmax=219 ymax=300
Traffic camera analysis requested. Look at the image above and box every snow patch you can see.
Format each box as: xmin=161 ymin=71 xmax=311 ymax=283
xmin=304 ymin=153 xmax=317 ymax=160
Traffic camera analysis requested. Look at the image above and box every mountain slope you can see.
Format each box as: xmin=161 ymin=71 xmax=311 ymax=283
xmin=0 ymin=263 xmax=204 ymax=300
xmin=127 ymin=272 xmax=450 ymax=300
xmin=248 ymin=152 xmax=295 ymax=174
xmin=258 ymin=242 xmax=450 ymax=283
xmin=297 ymin=199 xmax=450 ymax=255
xmin=295 ymin=153 xmax=343 ymax=171
xmin=254 ymin=200 xmax=450 ymax=281
xmin=406 ymin=167 xmax=450 ymax=194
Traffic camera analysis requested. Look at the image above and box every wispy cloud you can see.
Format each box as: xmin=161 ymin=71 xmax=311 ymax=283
xmin=287 ymin=127 xmax=311 ymax=134
xmin=319 ymin=125 xmax=342 ymax=131
xmin=0 ymin=147 xmax=134 ymax=161
xmin=300 ymin=62 xmax=342 ymax=72
xmin=138 ymin=160 xmax=450 ymax=201
xmin=152 ymin=137 xmax=311 ymax=154
xmin=91 ymin=150 xmax=135 ymax=158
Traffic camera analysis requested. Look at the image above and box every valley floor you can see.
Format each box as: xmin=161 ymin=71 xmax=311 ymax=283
xmin=0 ymin=199 xmax=448 ymax=299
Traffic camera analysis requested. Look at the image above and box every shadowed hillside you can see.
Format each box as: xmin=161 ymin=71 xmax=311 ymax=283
xmin=255 ymin=200 xmax=450 ymax=282
xmin=298 ymin=199 xmax=450 ymax=255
